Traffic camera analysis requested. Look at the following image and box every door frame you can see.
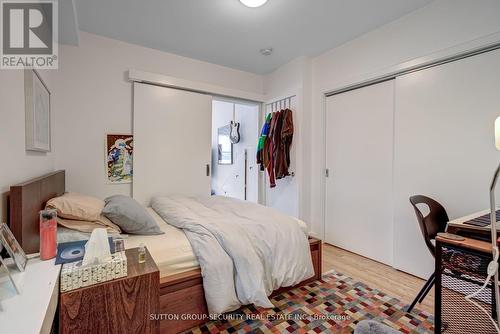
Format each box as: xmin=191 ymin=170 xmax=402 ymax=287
xmin=211 ymin=96 xmax=263 ymax=203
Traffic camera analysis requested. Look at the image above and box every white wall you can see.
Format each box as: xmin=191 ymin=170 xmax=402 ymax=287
xmin=307 ymin=0 xmax=500 ymax=277
xmin=211 ymin=100 xmax=259 ymax=202
xmin=309 ymin=0 xmax=500 ymax=239
xmin=0 ymin=69 xmax=56 ymax=223
xmin=263 ymin=57 xmax=313 ymax=222
xmin=53 ymin=32 xmax=264 ymax=200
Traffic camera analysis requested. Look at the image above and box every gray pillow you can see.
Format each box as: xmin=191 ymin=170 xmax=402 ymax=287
xmin=103 ymin=195 xmax=164 ymax=235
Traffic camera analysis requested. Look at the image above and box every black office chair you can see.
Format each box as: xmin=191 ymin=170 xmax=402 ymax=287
xmin=406 ymin=195 xmax=449 ymax=313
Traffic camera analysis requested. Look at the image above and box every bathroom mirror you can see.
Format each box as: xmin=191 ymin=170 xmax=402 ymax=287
xmin=217 ymin=125 xmax=233 ymax=165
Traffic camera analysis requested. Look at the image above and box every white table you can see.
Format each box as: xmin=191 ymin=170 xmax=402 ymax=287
xmin=0 ymin=256 xmax=61 ymax=334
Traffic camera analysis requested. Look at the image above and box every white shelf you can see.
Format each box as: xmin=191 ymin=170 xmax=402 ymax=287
xmin=0 ymin=256 xmax=61 ymax=334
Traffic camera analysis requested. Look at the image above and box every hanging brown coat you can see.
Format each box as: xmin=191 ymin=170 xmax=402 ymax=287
xmin=274 ymin=109 xmax=293 ymax=179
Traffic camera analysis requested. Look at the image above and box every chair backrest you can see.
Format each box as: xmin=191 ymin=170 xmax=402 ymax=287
xmin=409 ymin=195 xmax=449 ymax=257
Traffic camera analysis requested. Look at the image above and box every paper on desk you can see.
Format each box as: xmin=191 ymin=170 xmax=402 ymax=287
xmin=82 ymin=228 xmax=111 ymax=266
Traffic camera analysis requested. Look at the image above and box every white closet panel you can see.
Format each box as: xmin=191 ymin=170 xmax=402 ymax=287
xmin=394 ymin=48 xmax=500 ymax=278
xmin=133 ymin=83 xmax=212 ymax=206
xmin=325 ymin=80 xmax=395 ymax=265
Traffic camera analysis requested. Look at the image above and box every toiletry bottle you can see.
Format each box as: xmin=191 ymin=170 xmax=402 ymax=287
xmin=40 ymin=209 xmax=57 ymax=260
xmin=138 ymin=243 xmax=146 ymax=263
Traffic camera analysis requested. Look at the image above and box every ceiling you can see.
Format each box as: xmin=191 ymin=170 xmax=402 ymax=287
xmin=74 ymin=0 xmax=434 ymax=74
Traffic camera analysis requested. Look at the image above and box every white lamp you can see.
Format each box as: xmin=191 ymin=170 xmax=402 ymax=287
xmin=239 ymin=0 xmax=268 ymax=8
xmin=490 ymin=116 xmax=500 ymax=328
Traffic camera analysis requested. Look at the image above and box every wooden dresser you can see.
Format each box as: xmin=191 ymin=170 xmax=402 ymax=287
xmin=59 ymin=248 xmax=160 ymax=334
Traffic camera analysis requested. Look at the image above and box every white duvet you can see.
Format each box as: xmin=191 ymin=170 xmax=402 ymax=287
xmin=151 ymin=195 xmax=314 ymax=314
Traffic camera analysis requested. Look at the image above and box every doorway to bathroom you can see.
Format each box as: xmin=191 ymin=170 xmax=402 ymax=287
xmin=211 ymin=99 xmax=260 ymax=202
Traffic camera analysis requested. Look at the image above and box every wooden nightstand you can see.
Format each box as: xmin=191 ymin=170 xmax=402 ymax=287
xmin=308 ymin=237 xmax=322 ymax=281
xmin=59 ymin=248 xmax=160 ymax=334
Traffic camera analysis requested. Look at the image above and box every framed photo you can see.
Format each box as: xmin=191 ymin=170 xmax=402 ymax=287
xmin=25 ymin=70 xmax=51 ymax=152
xmin=0 ymin=224 xmax=27 ymax=272
xmin=0 ymin=249 xmax=20 ymax=294
xmin=106 ymin=134 xmax=133 ymax=184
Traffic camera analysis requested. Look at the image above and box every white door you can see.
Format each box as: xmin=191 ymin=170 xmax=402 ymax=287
xmin=133 ymin=83 xmax=212 ymax=206
xmin=325 ymin=80 xmax=395 ymax=266
xmin=393 ymin=48 xmax=500 ymax=278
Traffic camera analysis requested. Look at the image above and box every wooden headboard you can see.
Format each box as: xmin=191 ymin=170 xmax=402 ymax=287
xmin=9 ymin=170 xmax=65 ymax=254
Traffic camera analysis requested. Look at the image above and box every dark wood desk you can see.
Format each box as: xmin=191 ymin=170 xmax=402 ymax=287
xmin=435 ymin=235 xmax=498 ymax=333
xmin=436 ymin=235 xmax=493 ymax=254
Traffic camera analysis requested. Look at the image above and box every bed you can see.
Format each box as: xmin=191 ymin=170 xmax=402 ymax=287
xmin=9 ymin=170 xmax=322 ymax=333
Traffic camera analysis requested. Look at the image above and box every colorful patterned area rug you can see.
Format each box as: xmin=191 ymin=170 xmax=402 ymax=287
xmin=183 ymin=271 xmax=434 ymax=334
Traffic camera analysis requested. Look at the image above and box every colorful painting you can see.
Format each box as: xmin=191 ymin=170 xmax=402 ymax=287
xmin=106 ymin=134 xmax=133 ymax=184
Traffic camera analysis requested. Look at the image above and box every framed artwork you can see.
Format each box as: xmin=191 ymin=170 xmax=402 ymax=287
xmin=106 ymin=134 xmax=133 ymax=184
xmin=25 ymin=70 xmax=51 ymax=152
xmin=0 ymin=223 xmax=27 ymax=272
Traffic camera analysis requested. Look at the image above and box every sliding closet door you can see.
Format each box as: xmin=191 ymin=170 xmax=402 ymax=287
xmin=133 ymin=83 xmax=212 ymax=206
xmin=394 ymin=48 xmax=500 ymax=278
xmin=325 ymin=80 xmax=394 ymax=265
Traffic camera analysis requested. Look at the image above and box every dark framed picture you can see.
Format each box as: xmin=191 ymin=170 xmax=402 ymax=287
xmin=0 ymin=223 xmax=27 ymax=271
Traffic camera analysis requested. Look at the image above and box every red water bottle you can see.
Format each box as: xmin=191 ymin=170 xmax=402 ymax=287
xmin=40 ymin=209 xmax=57 ymax=260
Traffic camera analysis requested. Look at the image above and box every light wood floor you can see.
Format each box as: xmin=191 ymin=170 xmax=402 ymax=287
xmin=322 ymin=243 xmax=434 ymax=314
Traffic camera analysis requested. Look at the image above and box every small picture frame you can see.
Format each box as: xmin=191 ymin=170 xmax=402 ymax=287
xmin=0 ymin=244 xmax=20 ymax=294
xmin=0 ymin=224 xmax=27 ymax=272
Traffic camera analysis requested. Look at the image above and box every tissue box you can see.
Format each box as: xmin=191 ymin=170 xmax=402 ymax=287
xmin=60 ymin=251 xmax=128 ymax=292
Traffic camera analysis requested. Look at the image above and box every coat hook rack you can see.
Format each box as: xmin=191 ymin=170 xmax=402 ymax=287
xmin=266 ymin=95 xmax=296 ymax=112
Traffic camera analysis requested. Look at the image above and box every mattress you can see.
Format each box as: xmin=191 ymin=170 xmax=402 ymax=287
xmin=124 ymin=208 xmax=199 ymax=276
xmin=57 ymin=205 xmax=309 ymax=278
xmin=131 ymin=208 xmax=307 ymax=277
xmin=56 ymin=208 xmax=199 ymax=277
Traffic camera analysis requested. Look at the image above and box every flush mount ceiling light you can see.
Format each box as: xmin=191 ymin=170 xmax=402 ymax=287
xmin=260 ymin=48 xmax=273 ymax=56
xmin=240 ymin=0 xmax=268 ymax=8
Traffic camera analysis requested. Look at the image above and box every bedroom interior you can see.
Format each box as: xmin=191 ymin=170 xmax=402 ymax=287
xmin=0 ymin=0 xmax=500 ymax=333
